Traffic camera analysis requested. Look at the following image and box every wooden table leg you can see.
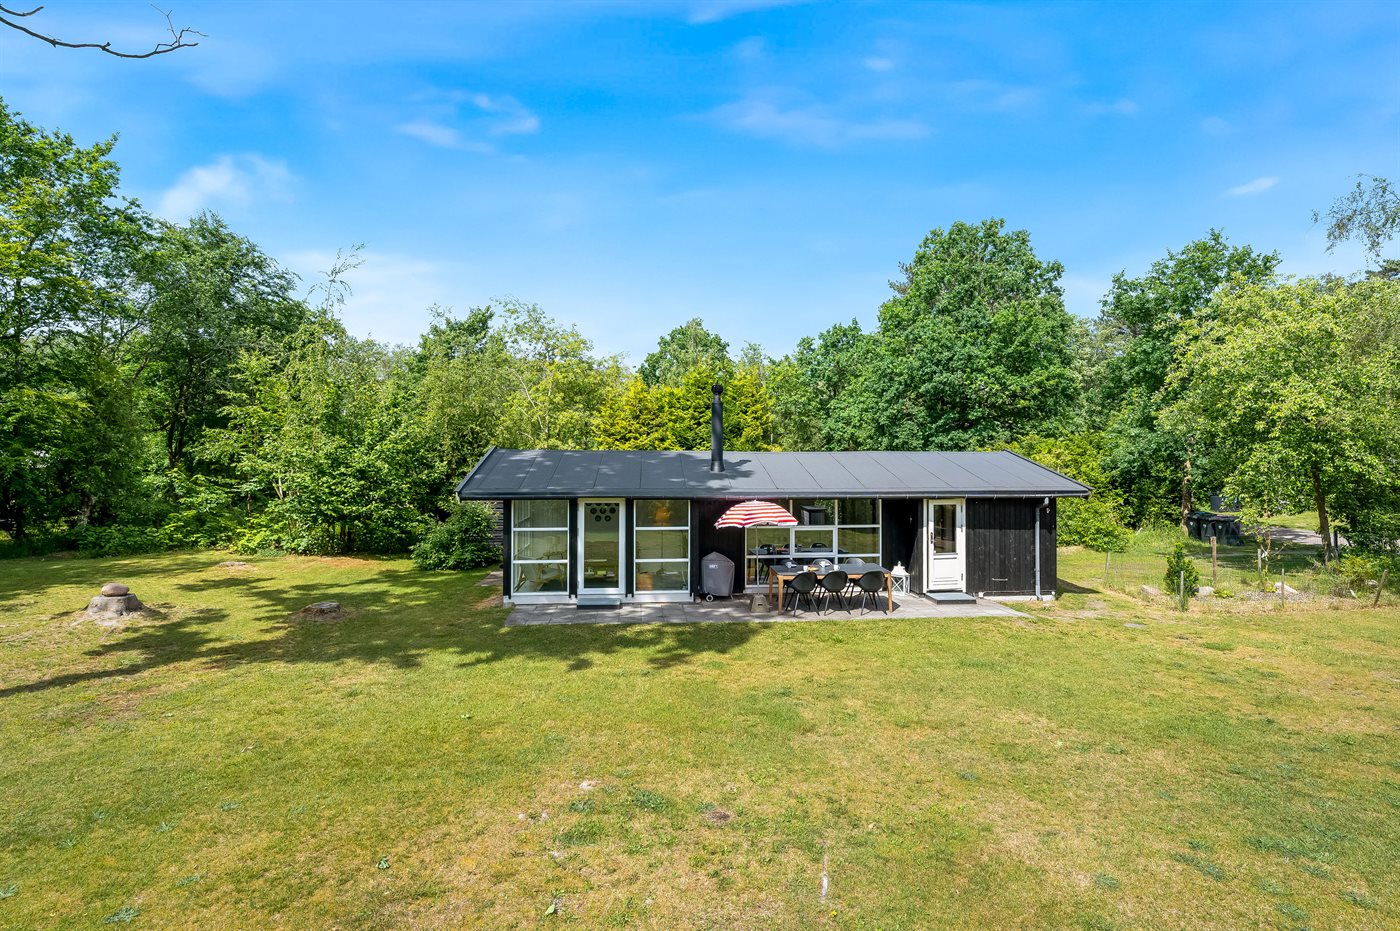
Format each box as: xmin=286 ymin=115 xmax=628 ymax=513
xmin=768 ymin=570 xmax=775 ymax=605
xmin=886 ymin=574 xmax=893 ymax=612
xmin=777 ymin=576 xmax=785 ymax=613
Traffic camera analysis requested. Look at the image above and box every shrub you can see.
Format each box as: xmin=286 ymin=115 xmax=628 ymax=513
xmin=1005 ymin=433 xmax=1131 ymax=551
xmin=1059 ymin=497 xmax=1132 ymax=552
xmin=1321 ymin=551 xmax=1395 ymax=596
xmin=412 ymin=502 xmax=501 ymax=571
xmin=1164 ymin=542 xmax=1200 ymax=599
xmin=72 ymin=524 xmax=171 ymax=557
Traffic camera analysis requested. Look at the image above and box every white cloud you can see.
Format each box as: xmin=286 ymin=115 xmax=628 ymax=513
xmin=397 ymin=92 xmax=539 ymax=151
xmin=1224 ymin=176 xmax=1280 ymax=197
xmin=396 ymin=119 xmax=464 ymax=148
xmin=688 ymin=0 xmax=807 ymax=25
xmin=469 ymin=93 xmax=541 ymax=136
xmin=157 ymin=155 xmax=293 ymax=220
xmin=1200 ymin=116 xmax=1232 ymax=135
xmin=864 ymin=56 xmax=896 ymax=72
xmin=708 ymin=93 xmax=928 ymax=147
xmin=1086 ymin=98 xmax=1139 ymax=116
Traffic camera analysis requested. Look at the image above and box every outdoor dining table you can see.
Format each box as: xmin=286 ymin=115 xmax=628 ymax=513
xmin=767 ymin=562 xmax=894 ymax=613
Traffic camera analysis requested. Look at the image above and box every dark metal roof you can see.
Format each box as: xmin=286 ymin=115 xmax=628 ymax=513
xmin=455 ymin=448 xmax=1091 ymax=500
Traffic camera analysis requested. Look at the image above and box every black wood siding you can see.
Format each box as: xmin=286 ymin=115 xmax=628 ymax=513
xmin=690 ymin=498 xmax=746 ymax=596
xmin=966 ymin=498 xmax=1056 ymax=596
xmin=880 ymin=498 xmax=921 ymax=586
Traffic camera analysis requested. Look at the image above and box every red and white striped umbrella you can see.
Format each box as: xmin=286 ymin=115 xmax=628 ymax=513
xmin=714 ymin=500 xmax=798 ymax=529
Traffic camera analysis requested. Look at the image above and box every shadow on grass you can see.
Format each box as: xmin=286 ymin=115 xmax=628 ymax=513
xmin=0 ymin=562 xmax=769 ymax=698
xmin=1057 ymin=578 xmax=1100 ymax=594
xmin=0 ymin=551 xmax=225 ymax=602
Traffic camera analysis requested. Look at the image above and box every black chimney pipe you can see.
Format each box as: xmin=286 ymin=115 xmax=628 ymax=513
xmin=710 ymin=383 xmax=724 ymax=472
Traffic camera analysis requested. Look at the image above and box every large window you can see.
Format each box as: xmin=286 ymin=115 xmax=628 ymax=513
xmin=634 ymin=499 xmax=690 ymax=593
xmin=744 ymin=499 xmax=881 ymax=586
xmin=512 ymin=499 xmax=568 ymax=594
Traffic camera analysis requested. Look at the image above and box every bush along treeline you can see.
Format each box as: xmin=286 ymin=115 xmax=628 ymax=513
xmin=3 ymin=100 xmax=1398 ymax=573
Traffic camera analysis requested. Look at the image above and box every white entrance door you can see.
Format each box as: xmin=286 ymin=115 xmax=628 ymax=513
xmin=925 ymin=499 xmax=966 ymax=591
xmin=578 ymin=499 xmax=625 ymax=594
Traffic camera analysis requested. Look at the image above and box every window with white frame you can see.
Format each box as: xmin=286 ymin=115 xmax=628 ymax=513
xmin=634 ymin=499 xmax=689 ymax=593
xmin=511 ymin=499 xmax=569 ymax=594
xmin=743 ymin=499 xmax=881 ymax=586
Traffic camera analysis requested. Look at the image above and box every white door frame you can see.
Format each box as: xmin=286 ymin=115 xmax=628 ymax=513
xmin=924 ymin=498 xmax=966 ymax=592
xmin=577 ymin=498 xmax=626 ymax=595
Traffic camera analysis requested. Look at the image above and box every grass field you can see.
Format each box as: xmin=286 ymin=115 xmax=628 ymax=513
xmin=1 ymin=546 xmax=1397 ymax=929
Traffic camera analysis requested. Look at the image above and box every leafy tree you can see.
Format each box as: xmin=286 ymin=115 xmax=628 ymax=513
xmin=767 ymin=319 xmax=866 ymax=451
xmin=132 ymin=212 xmax=308 ymax=470
xmin=831 ymin=219 xmax=1078 ymax=451
xmin=638 ymin=317 xmax=730 ymax=387
xmin=493 ymin=299 xmax=621 ymax=450
xmin=1005 ymin=433 xmax=1129 ymax=551
xmin=399 ymin=305 xmax=502 ymax=490
xmin=594 ymin=360 xmax=774 ymax=452
xmin=201 ymin=314 xmax=432 ymax=554
xmin=1164 ymin=277 xmax=1400 ymax=561
xmin=1094 ymin=231 xmax=1279 ymax=526
xmin=0 ymin=98 xmax=149 ymax=537
xmin=593 ymin=376 xmax=681 ymax=450
xmin=1314 ymin=174 xmax=1399 ymax=266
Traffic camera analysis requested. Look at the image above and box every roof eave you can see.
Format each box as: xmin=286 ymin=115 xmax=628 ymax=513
xmin=455 ymin=488 xmax=1092 ymax=500
xmin=454 ymin=446 xmax=498 ymax=501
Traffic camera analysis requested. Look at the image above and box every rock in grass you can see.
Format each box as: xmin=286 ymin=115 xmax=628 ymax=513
xmin=217 ymin=561 xmax=255 ymax=570
xmin=100 ymin=582 xmax=130 ymax=597
xmin=300 ymin=602 xmax=343 ymax=617
xmin=1196 ymin=586 xmax=1215 ymax=598
xmin=86 ymin=593 xmax=145 ymax=621
xmin=1139 ymin=585 xmax=1163 ymax=598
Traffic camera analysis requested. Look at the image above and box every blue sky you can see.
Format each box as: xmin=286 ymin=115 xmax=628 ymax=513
xmin=4 ymin=0 xmax=1397 ymax=361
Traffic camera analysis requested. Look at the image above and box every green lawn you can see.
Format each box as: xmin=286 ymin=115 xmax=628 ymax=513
xmin=1267 ymin=511 xmax=1322 ymax=534
xmin=1 ymin=549 xmax=1397 ymax=929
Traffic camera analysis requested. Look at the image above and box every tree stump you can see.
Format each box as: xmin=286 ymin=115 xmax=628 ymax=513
xmin=86 ymin=593 xmax=144 ymax=619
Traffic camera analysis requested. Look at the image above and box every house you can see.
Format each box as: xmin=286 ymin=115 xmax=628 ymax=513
xmin=456 ymin=387 xmax=1090 ymax=606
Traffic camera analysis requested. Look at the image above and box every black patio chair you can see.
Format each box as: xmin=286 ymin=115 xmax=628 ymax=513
xmin=784 ymin=570 xmax=820 ymax=615
xmin=819 ymin=569 xmax=849 ymax=613
xmin=854 ymin=569 xmax=888 ymax=615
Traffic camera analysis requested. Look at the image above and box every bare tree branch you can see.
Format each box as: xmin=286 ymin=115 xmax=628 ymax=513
xmin=0 ymin=4 xmax=203 ymax=58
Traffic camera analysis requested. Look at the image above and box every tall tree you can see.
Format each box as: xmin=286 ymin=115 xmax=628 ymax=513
xmin=132 ymin=212 xmax=308 ymax=470
xmin=1164 ymin=277 xmax=1400 ymax=559
xmin=0 ymin=98 xmax=149 ymax=537
xmin=767 ymin=319 xmax=866 ymax=451
xmin=831 ymin=219 xmax=1078 ymax=451
xmin=492 ymin=299 xmax=622 ymax=450
xmin=638 ymin=317 xmax=731 ymax=387
xmin=594 ymin=361 xmax=774 ymax=452
xmin=1094 ymin=231 xmax=1279 ymax=526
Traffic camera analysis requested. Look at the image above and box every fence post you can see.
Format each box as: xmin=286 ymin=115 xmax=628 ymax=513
xmin=1104 ymin=551 xmax=1110 ymax=589
xmin=1376 ymin=569 xmax=1390 ymax=608
xmin=1179 ymin=569 xmax=1186 ymax=611
xmin=1279 ymin=568 xmax=1286 ymax=606
xmin=1211 ymin=535 xmax=1218 ymax=587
